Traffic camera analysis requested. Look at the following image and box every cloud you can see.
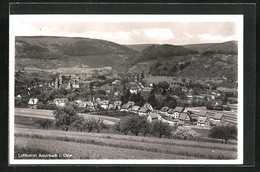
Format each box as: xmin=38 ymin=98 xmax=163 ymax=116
xmin=198 ymin=34 xmax=237 ymax=43
xmin=83 ymin=31 xmax=130 ymax=41
xmin=143 ymin=28 xmax=174 ymax=40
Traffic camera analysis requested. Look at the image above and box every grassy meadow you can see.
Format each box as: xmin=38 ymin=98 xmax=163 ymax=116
xmin=14 ymin=108 xmax=237 ymax=160
xmin=14 ymin=126 xmax=237 ymax=160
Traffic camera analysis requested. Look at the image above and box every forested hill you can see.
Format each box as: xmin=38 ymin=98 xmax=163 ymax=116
xmin=181 ymin=41 xmax=238 ymax=54
xmin=138 ymin=44 xmax=199 ymax=62
xmin=15 ymin=36 xmax=138 ymax=68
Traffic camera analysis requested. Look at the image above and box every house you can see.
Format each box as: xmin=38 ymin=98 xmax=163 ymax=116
xmin=86 ymin=101 xmax=95 ymax=111
xmin=114 ymin=90 xmax=121 ymax=96
xmin=142 ymin=87 xmax=152 ymax=93
xmin=167 ymin=108 xmax=175 ymax=117
xmin=172 ymin=107 xmax=184 ymax=119
xmin=131 ymin=105 xmax=140 ymax=113
xmin=211 ymin=100 xmax=223 ymax=110
xmin=66 ymin=82 xmax=72 ymax=90
xmin=16 ymin=95 xmax=22 ymax=99
xmin=172 ymin=118 xmax=179 ymax=125
xmin=72 ymin=83 xmax=80 ymax=89
xmin=100 ymin=100 xmax=109 ymax=109
xmin=143 ymin=103 xmax=153 ymax=111
xmin=114 ymin=101 xmax=122 ymax=109
xmin=182 ymin=86 xmax=188 ymax=92
xmin=160 ymin=106 xmax=169 ymax=115
xmin=101 ymin=84 xmax=113 ymax=93
xmin=112 ymin=80 xmax=120 ymax=86
xmin=53 ymin=98 xmax=68 ymax=107
xmin=75 ymin=100 xmax=83 ymax=105
xmin=178 ymin=113 xmax=190 ymax=125
xmin=28 ymin=98 xmax=38 ymax=109
xmin=197 ymin=116 xmax=210 ymax=127
xmin=172 ymin=95 xmax=180 ymax=100
xmin=138 ymin=107 xmax=148 ymax=116
xmin=108 ymin=104 xmax=116 ymax=110
xmin=96 ymin=98 xmax=101 ymax=103
xmin=227 ymin=97 xmax=238 ymax=104
xmin=187 ymin=93 xmax=193 ymax=98
xmin=196 ymin=111 xmax=210 ymax=118
xmin=147 ymin=113 xmax=159 ymax=123
xmin=120 ymin=104 xmax=130 ymax=112
xmin=201 ymin=94 xmax=215 ymax=100
xmin=211 ymin=90 xmax=221 ymax=96
xmin=129 ymin=86 xmax=139 ymax=94
xmin=210 ymin=113 xmax=225 ymax=124
xmin=75 ymin=100 xmax=87 ymax=108
xmin=175 ymin=106 xmax=184 ymax=113
xmin=126 ymin=101 xmax=135 ymax=107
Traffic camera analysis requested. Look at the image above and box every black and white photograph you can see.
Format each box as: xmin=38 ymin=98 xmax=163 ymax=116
xmin=9 ymin=14 xmax=244 ymax=165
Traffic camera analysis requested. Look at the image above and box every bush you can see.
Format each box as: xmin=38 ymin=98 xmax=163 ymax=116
xmin=173 ymin=126 xmax=199 ymax=140
xmin=34 ymin=119 xmax=53 ymax=130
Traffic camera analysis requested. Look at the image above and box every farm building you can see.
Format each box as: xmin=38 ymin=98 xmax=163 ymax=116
xmin=211 ymin=100 xmax=223 ymax=110
xmin=28 ymin=98 xmax=38 ymax=109
xmin=112 ymin=80 xmax=120 ymax=85
xmin=195 ymin=111 xmax=210 ymax=118
xmin=178 ymin=113 xmax=190 ymax=125
xmin=160 ymin=106 xmax=169 ymax=115
xmin=75 ymin=100 xmax=88 ymax=108
xmin=131 ymin=105 xmax=141 ymax=113
xmin=138 ymin=107 xmax=149 ymax=116
xmin=53 ymin=98 xmax=68 ymax=107
xmin=86 ymin=101 xmax=95 ymax=111
xmin=16 ymin=95 xmax=22 ymax=99
xmin=167 ymin=108 xmax=175 ymax=117
xmin=175 ymin=106 xmax=184 ymax=112
xmin=120 ymin=104 xmax=130 ymax=112
xmin=100 ymin=100 xmax=109 ymax=109
xmin=147 ymin=113 xmax=159 ymax=123
xmin=197 ymin=116 xmax=210 ymax=127
xmin=114 ymin=101 xmax=122 ymax=109
xmin=210 ymin=113 xmax=225 ymax=124
xmin=126 ymin=101 xmax=135 ymax=107
xmin=143 ymin=103 xmax=153 ymax=111
xmin=181 ymin=86 xmax=188 ymax=92
xmin=129 ymin=86 xmax=139 ymax=94
xmin=142 ymin=87 xmax=152 ymax=92
xmin=108 ymin=104 xmax=116 ymax=110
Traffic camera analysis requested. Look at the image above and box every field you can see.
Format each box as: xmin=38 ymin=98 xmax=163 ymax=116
xmin=13 ymin=108 xmax=237 ymax=160
xmin=15 ymin=108 xmax=120 ymax=125
xmin=15 ymin=128 xmax=237 ymax=160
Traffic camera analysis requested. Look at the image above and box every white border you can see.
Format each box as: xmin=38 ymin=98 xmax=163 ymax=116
xmin=9 ymin=14 xmax=243 ymax=165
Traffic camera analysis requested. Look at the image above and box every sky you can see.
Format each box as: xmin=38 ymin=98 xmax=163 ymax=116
xmin=11 ymin=18 xmax=238 ymax=45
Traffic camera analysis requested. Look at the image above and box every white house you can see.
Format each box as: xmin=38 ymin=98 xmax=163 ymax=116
xmin=28 ymin=98 xmax=38 ymax=109
xmin=197 ymin=116 xmax=210 ymax=127
xmin=53 ymin=98 xmax=68 ymax=107
xmin=147 ymin=113 xmax=159 ymax=123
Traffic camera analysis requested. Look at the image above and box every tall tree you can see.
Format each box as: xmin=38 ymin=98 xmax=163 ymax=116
xmin=53 ymin=105 xmax=79 ymax=131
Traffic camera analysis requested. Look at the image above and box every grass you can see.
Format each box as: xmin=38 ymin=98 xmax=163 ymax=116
xmin=15 ymin=137 xmax=193 ymax=159
xmin=15 ymin=108 xmax=120 ymax=125
xmin=15 ymin=128 xmax=237 ymax=160
xmin=14 ymin=145 xmax=68 ymax=159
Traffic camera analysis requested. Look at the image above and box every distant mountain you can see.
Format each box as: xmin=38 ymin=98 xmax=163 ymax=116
xmin=181 ymin=41 xmax=238 ymax=54
xmin=124 ymin=44 xmax=155 ymax=52
xmin=15 ymin=36 xmax=138 ymax=68
xmin=138 ymin=44 xmax=199 ymax=62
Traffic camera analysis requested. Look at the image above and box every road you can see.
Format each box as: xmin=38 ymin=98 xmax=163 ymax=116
xmin=14 ymin=108 xmax=120 ymax=125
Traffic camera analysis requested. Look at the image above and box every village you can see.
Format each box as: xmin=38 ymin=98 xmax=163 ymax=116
xmin=15 ymin=68 xmax=238 ymax=130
